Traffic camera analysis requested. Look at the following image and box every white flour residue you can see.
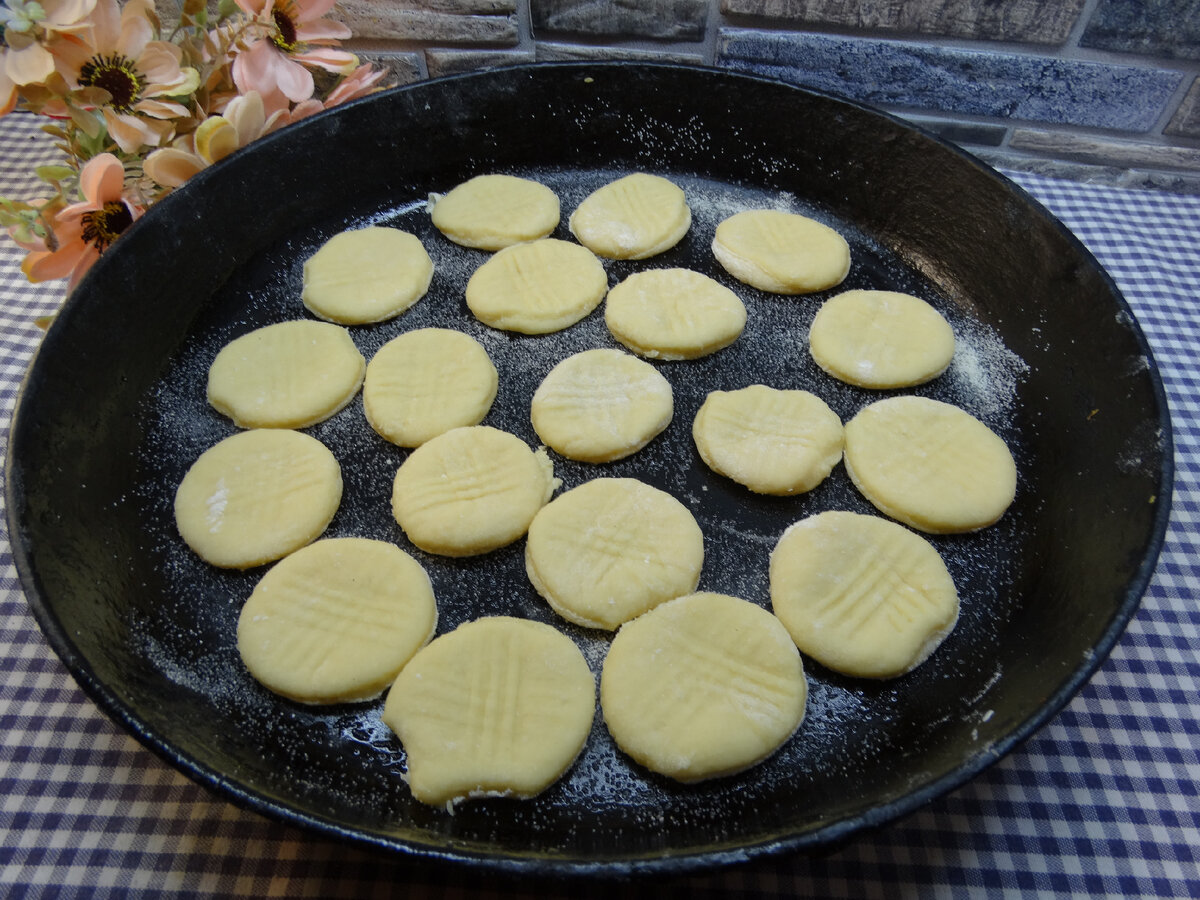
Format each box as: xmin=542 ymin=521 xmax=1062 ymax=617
xmin=944 ymin=318 xmax=1030 ymax=421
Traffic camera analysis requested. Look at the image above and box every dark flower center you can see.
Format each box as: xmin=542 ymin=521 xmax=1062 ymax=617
xmin=78 ymin=54 xmax=144 ymax=113
xmin=272 ymin=7 xmax=299 ymax=53
xmin=81 ymin=201 xmax=134 ymax=253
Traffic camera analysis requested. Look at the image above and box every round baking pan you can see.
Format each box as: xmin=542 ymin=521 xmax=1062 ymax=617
xmin=5 ymin=63 xmax=1172 ymax=876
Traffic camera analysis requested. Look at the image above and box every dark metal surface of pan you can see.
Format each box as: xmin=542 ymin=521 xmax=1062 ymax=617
xmin=5 ymin=63 xmax=1172 ymax=876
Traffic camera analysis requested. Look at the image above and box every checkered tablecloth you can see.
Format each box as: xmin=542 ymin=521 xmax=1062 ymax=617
xmin=1 ymin=108 xmax=1197 ymax=898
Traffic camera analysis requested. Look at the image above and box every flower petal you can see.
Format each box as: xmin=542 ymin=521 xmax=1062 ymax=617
xmin=296 ymin=20 xmax=352 ymax=42
xmin=45 ymin=0 xmax=99 ymax=24
xmin=294 ymin=47 xmax=358 ymax=75
xmin=232 ymin=40 xmax=279 ymax=97
xmin=133 ymin=97 xmax=189 ymax=118
xmin=273 ymin=56 xmax=315 ymax=103
xmin=143 ymin=147 xmax=205 ymax=189
xmin=0 ymin=63 xmax=17 ymax=115
xmin=78 ymin=153 xmax=124 ymax=206
xmin=195 ymin=115 xmax=240 ymax=164
xmin=234 ymin=0 xmax=269 ymax=16
xmin=6 ymin=43 xmax=57 ymax=86
xmin=23 ymin=238 xmax=92 ymax=283
xmin=135 ymin=42 xmax=184 ymax=82
xmin=88 ymin=0 xmax=122 ymax=52
xmin=66 ymin=245 xmax=104 ymax=290
xmin=116 ymin=0 xmax=155 ymax=58
xmin=224 ymin=91 xmax=266 ymax=142
xmin=103 ymin=109 xmax=163 ymax=154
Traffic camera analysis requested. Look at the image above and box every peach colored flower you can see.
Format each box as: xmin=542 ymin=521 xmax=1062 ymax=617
xmin=283 ymin=61 xmax=387 ymax=123
xmin=0 ymin=54 xmax=16 ymax=115
xmin=51 ymin=0 xmax=200 ymax=153
xmin=21 ymin=152 xmax=142 ymax=289
xmin=1 ymin=0 xmax=97 ymax=88
xmin=232 ymin=0 xmax=356 ymax=104
xmin=143 ymin=90 xmax=288 ymax=189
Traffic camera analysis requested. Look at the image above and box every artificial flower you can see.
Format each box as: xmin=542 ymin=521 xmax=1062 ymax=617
xmin=51 ymin=0 xmax=200 ymax=153
xmin=0 ymin=53 xmax=17 ymax=114
xmin=282 ymin=60 xmax=387 ymax=123
xmin=143 ymin=90 xmax=288 ymax=188
xmin=232 ymin=0 xmax=355 ymax=104
xmin=0 ymin=0 xmax=97 ymax=87
xmin=1 ymin=1 xmax=384 ymax=297
xmin=20 ymin=152 xmax=142 ymax=288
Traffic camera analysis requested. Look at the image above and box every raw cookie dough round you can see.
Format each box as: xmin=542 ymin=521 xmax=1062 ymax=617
xmin=843 ymin=396 xmax=1017 ymax=533
xmin=382 ymin=616 xmax=595 ymax=808
xmin=692 ymin=385 xmax=844 ymax=495
xmin=429 ymin=174 xmax=560 ymax=251
xmin=568 ymin=172 xmax=691 ymax=260
xmin=364 ymin=328 xmax=498 ymax=447
xmin=770 ymin=510 xmax=959 ymax=678
xmin=206 ymin=319 xmax=365 ymax=429
xmin=712 ymin=209 xmax=850 ymax=294
xmin=809 ymin=290 xmax=956 ymax=388
xmin=605 ymin=268 xmax=747 ymax=360
xmin=237 ymin=538 xmax=437 ymax=704
xmin=465 ymin=238 xmax=608 ymax=334
xmin=174 ymin=429 xmax=342 ymax=569
xmin=302 ymin=226 xmax=434 ymax=324
xmin=391 ymin=425 xmax=558 ymax=556
xmin=600 ymin=592 xmax=807 ymax=783
xmin=525 ymin=478 xmax=704 ymax=631
xmin=530 ymin=348 xmax=673 ymax=463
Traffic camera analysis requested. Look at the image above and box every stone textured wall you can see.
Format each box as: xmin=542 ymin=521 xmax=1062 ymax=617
xmin=330 ymin=0 xmax=1200 ymax=190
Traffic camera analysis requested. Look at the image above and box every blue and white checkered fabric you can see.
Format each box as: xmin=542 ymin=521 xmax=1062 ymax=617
xmin=0 ymin=109 xmax=1197 ymax=897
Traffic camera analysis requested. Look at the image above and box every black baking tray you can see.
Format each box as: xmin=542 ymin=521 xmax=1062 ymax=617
xmin=5 ymin=63 xmax=1173 ymax=876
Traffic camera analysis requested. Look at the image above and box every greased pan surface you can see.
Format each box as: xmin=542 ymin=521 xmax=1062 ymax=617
xmin=6 ymin=64 xmax=1172 ymax=875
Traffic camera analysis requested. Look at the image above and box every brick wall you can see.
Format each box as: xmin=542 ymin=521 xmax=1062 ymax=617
xmin=329 ymin=1 xmax=1200 ymax=192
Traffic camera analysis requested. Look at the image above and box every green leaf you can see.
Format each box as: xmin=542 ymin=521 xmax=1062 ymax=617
xmin=35 ymin=165 xmax=75 ymax=184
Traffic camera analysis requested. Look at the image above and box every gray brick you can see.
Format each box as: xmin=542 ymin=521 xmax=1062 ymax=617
xmin=355 ymin=51 xmax=426 ymax=86
xmin=717 ymin=30 xmax=1184 ymax=131
xmin=900 ymin=115 xmax=1008 ymax=148
xmin=426 ymin=49 xmax=535 ymax=78
xmin=1166 ymin=78 xmax=1200 ymax=137
xmin=1010 ymin=128 xmax=1200 ymax=172
xmin=1080 ymin=0 xmax=1200 ymax=61
xmin=720 ymin=0 xmax=1086 ymax=45
xmin=333 ymin=1 xmax=518 ymax=43
xmin=535 ymin=42 xmax=706 ymax=65
xmin=975 ymin=150 xmax=1200 ymax=194
xmin=531 ymin=0 xmax=708 ymax=40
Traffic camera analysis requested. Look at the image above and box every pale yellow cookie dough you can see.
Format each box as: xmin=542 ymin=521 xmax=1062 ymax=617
xmin=465 ymin=238 xmax=608 ymax=334
xmin=770 ymin=510 xmax=959 ymax=679
xmin=692 ymin=385 xmax=844 ymax=495
xmin=391 ymin=425 xmax=558 ymax=556
xmin=525 ymin=478 xmax=704 ymax=631
xmin=382 ymin=616 xmax=595 ymax=808
xmin=429 ymin=174 xmax=560 ymax=251
xmin=604 ymin=268 xmax=747 ymax=360
xmin=363 ymin=328 xmax=498 ymax=447
xmin=809 ymin=290 xmax=956 ymax=388
xmin=600 ymin=592 xmax=807 ymax=783
xmin=711 ymin=209 xmax=850 ymax=294
xmin=568 ymin=173 xmax=691 ymax=260
xmin=843 ymin=396 xmax=1017 ymax=533
xmin=174 ymin=429 xmax=342 ymax=569
xmin=530 ymin=348 xmax=673 ymax=463
xmin=302 ymin=226 xmax=434 ymax=325
xmin=206 ymin=319 xmax=365 ymax=429
xmin=237 ymin=538 xmax=437 ymax=704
